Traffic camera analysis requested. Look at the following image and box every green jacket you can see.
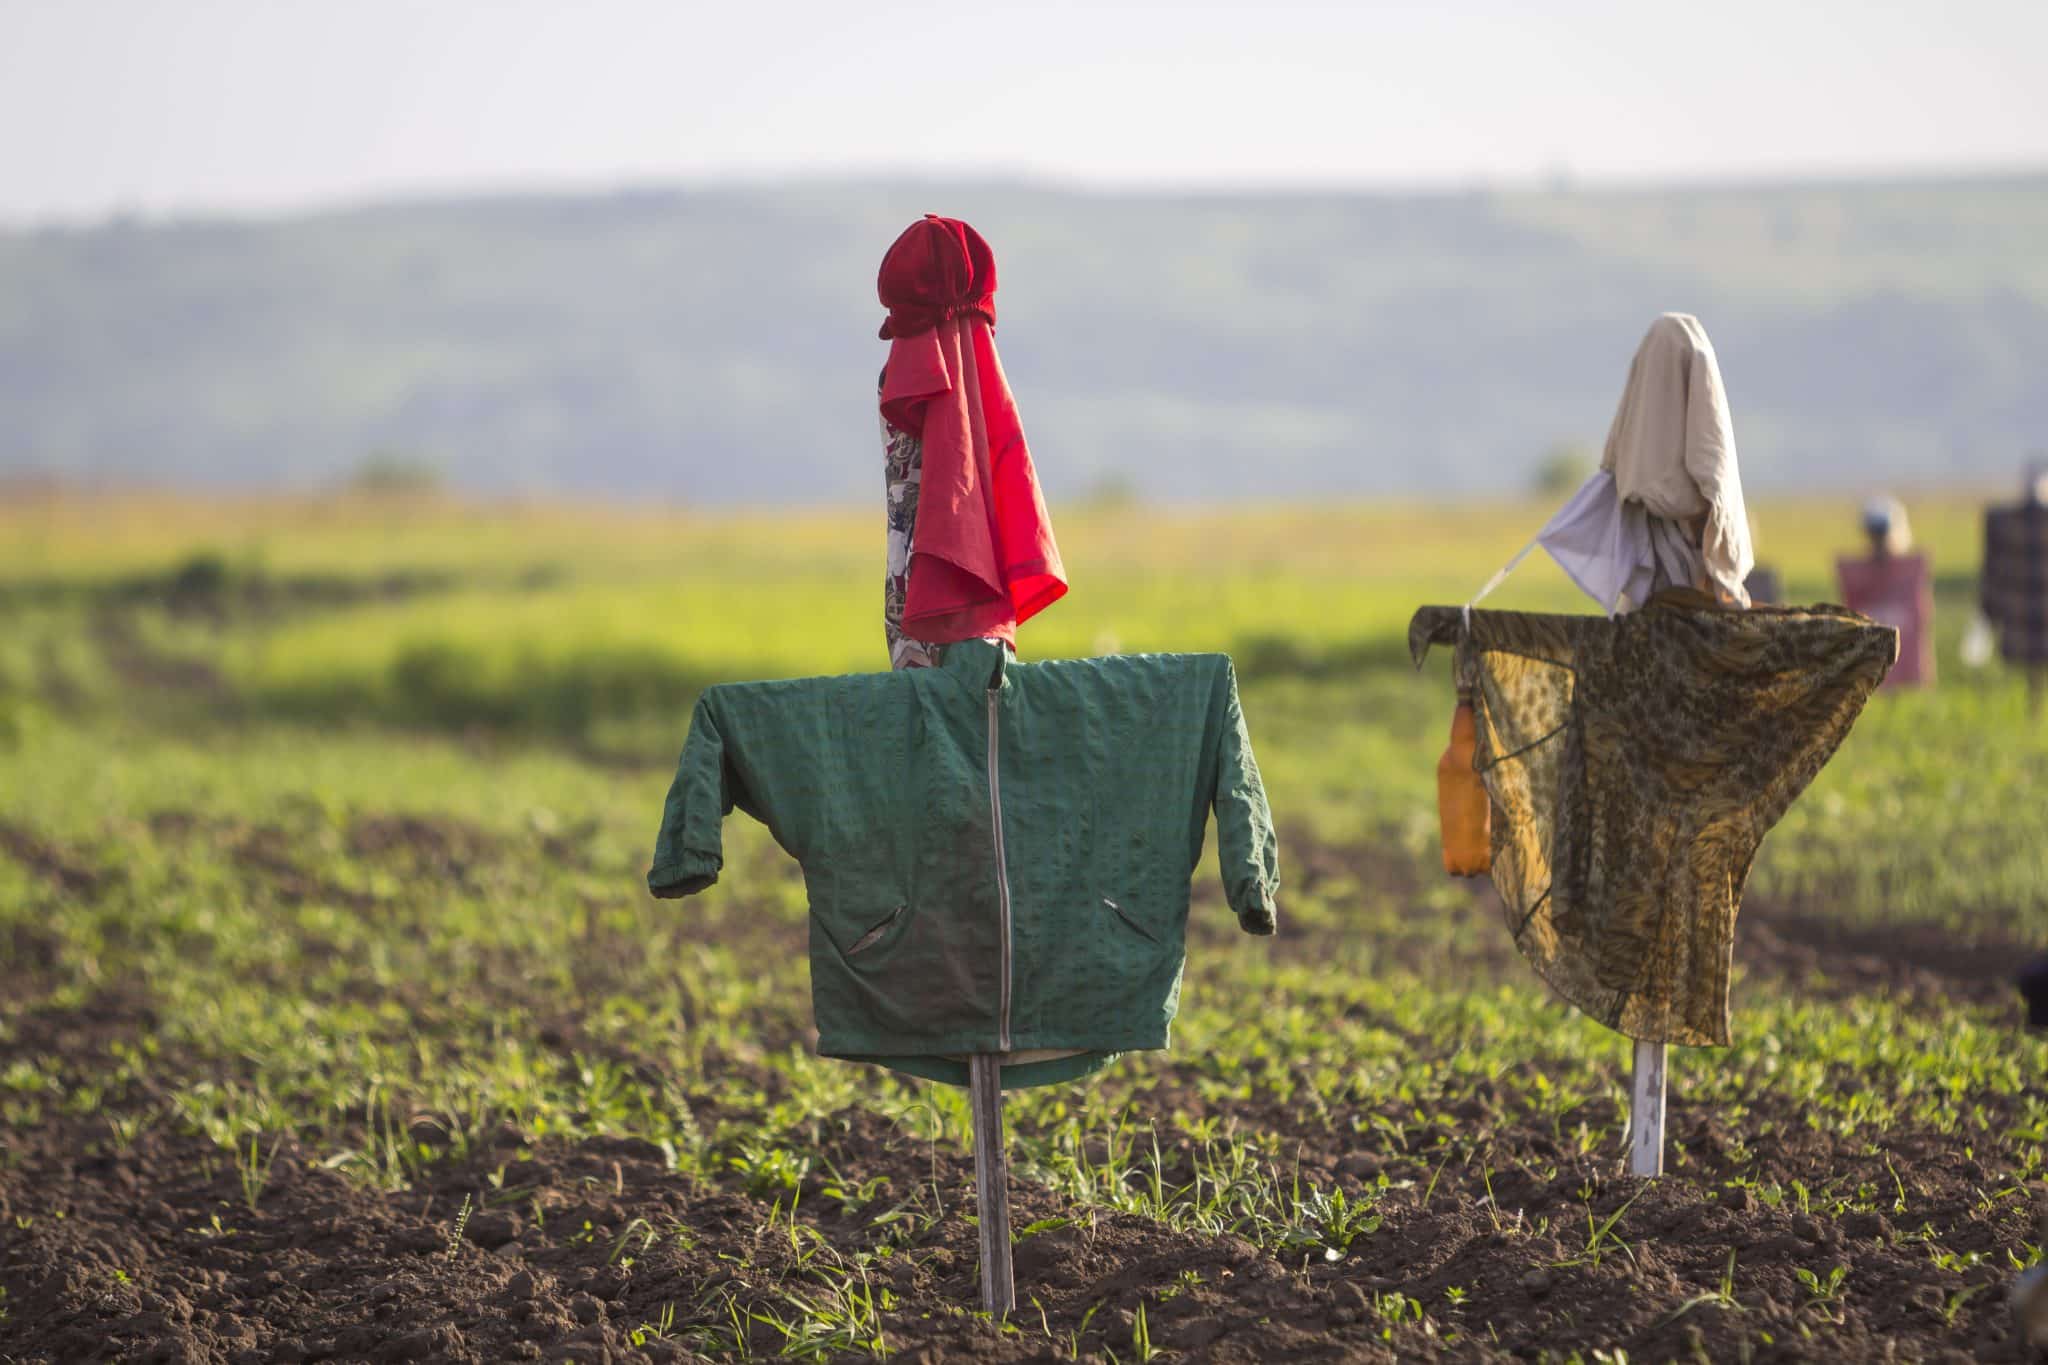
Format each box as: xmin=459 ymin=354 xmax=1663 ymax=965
xmin=647 ymin=640 xmax=1279 ymax=1088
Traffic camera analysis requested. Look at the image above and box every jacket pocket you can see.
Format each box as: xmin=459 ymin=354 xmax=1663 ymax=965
xmin=1102 ymin=896 xmax=1158 ymax=944
xmin=846 ymin=904 xmax=907 ymax=957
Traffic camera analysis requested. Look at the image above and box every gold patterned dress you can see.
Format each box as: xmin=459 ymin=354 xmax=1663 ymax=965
xmin=1410 ymin=591 xmax=1896 ymax=1045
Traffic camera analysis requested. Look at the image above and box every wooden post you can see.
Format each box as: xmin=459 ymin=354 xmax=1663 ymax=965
xmin=967 ymin=1054 xmax=1015 ymax=1316
xmin=1628 ymin=1039 xmax=1667 ymax=1177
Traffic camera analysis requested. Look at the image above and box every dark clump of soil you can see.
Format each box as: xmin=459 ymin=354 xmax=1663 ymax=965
xmin=0 ymin=819 xmax=113 ymax=901
xmin=224 ymin=824 xmax=376 ymax=913
xmin=346 ymin=815 xmax=506 ymax=874
xmin=344 ymin=811 xmax=599 ymax=879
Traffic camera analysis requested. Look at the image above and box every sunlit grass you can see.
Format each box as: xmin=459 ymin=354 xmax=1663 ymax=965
xmin=1 ymin=490 xmax=2043 ymax=1358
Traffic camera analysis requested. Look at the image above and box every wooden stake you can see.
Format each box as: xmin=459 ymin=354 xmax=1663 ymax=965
xmin=967 ymin=1054 xmax=1015 ymax=1316
xmin=1628 ymin=1039 xmax=1667 ymax=1177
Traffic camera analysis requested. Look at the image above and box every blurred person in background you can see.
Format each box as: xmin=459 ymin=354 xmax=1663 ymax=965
xmin=1836 ymin=494 xmax=1934 ymax=688
xmin=1861 ymin=495 xmax=1913 ymax=560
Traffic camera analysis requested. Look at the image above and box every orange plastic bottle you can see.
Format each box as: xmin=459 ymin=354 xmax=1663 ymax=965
xmin=1437 ymin=694 xmax=1492 ymax=876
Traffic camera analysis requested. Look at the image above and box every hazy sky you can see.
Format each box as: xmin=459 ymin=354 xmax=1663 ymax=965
xmin=4 ymin=0 xmax=2044 ymax=223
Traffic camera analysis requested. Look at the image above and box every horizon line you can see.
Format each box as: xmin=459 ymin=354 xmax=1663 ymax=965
xmin=6 ymin=158 xmax=2046 ymax=234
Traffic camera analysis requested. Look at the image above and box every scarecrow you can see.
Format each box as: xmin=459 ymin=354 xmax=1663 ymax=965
xmin=1416 ymin=315 xmax=1896 ymax=1173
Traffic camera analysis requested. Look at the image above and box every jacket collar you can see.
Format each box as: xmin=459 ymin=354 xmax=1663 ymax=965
xmin=938 ymin=637 xmax=1012 ymax=691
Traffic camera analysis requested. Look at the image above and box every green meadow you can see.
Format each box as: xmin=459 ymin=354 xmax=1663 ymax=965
xmin=0 ymin=491 xmax=2042 ymax=1361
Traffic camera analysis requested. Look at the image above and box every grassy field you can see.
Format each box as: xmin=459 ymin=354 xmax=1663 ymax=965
xmin=0 ymin=490 xmax=2043 ymax=1363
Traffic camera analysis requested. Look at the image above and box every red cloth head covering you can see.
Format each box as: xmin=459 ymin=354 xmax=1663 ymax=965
xmin=878 ymin=216 xmax=1066 ymax=645
xmin=878 ymin=215 xmax=997 ymax=341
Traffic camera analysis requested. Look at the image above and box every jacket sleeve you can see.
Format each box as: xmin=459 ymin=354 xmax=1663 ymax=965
xmin=1211 ymin=660 xmax=1279 ymax=934
xmin=646 ymin=695 xmax=736 ymax=899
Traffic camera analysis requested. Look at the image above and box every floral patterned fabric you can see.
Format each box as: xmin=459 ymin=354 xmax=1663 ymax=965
xmin=881 ymin=395 xmax=946 ymax=670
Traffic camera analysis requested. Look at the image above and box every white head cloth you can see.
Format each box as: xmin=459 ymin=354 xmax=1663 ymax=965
xmin=1598 ymin=313 xmax=1753 ymax=606
xmin=1466 ymin=315 xmax=1755 ymax=622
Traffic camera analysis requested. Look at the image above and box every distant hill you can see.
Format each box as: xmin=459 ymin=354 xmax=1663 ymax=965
xmin=3 ymin=175 xmax=2045 ymax=501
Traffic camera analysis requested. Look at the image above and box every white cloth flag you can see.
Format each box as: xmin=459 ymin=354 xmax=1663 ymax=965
xmin=1532 ymin=471 xmax=1710 ymax=616
xmin=1533 ymin=471 xmax=1654 ymax=615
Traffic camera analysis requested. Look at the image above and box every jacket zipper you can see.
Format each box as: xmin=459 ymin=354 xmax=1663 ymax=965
xmin=986 ymin=686 xmax=1014 ymax=1052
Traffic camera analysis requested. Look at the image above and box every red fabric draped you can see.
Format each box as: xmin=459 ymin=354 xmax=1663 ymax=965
xmin=878 ymin=216 xmax=1066 ymax=644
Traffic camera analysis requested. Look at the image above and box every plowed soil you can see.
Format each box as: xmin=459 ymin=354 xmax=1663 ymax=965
xmin=2 ymin=823 xmax=2043 ymax=1363
xmin=4 ymin=1075 xmax=2041 ymax=1363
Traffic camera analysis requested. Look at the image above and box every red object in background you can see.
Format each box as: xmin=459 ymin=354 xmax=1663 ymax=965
xmin=878 ymin=216 xmax=1067 ymax=645
xmin=1836 ymin=553 xmax=1934 ymax=687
